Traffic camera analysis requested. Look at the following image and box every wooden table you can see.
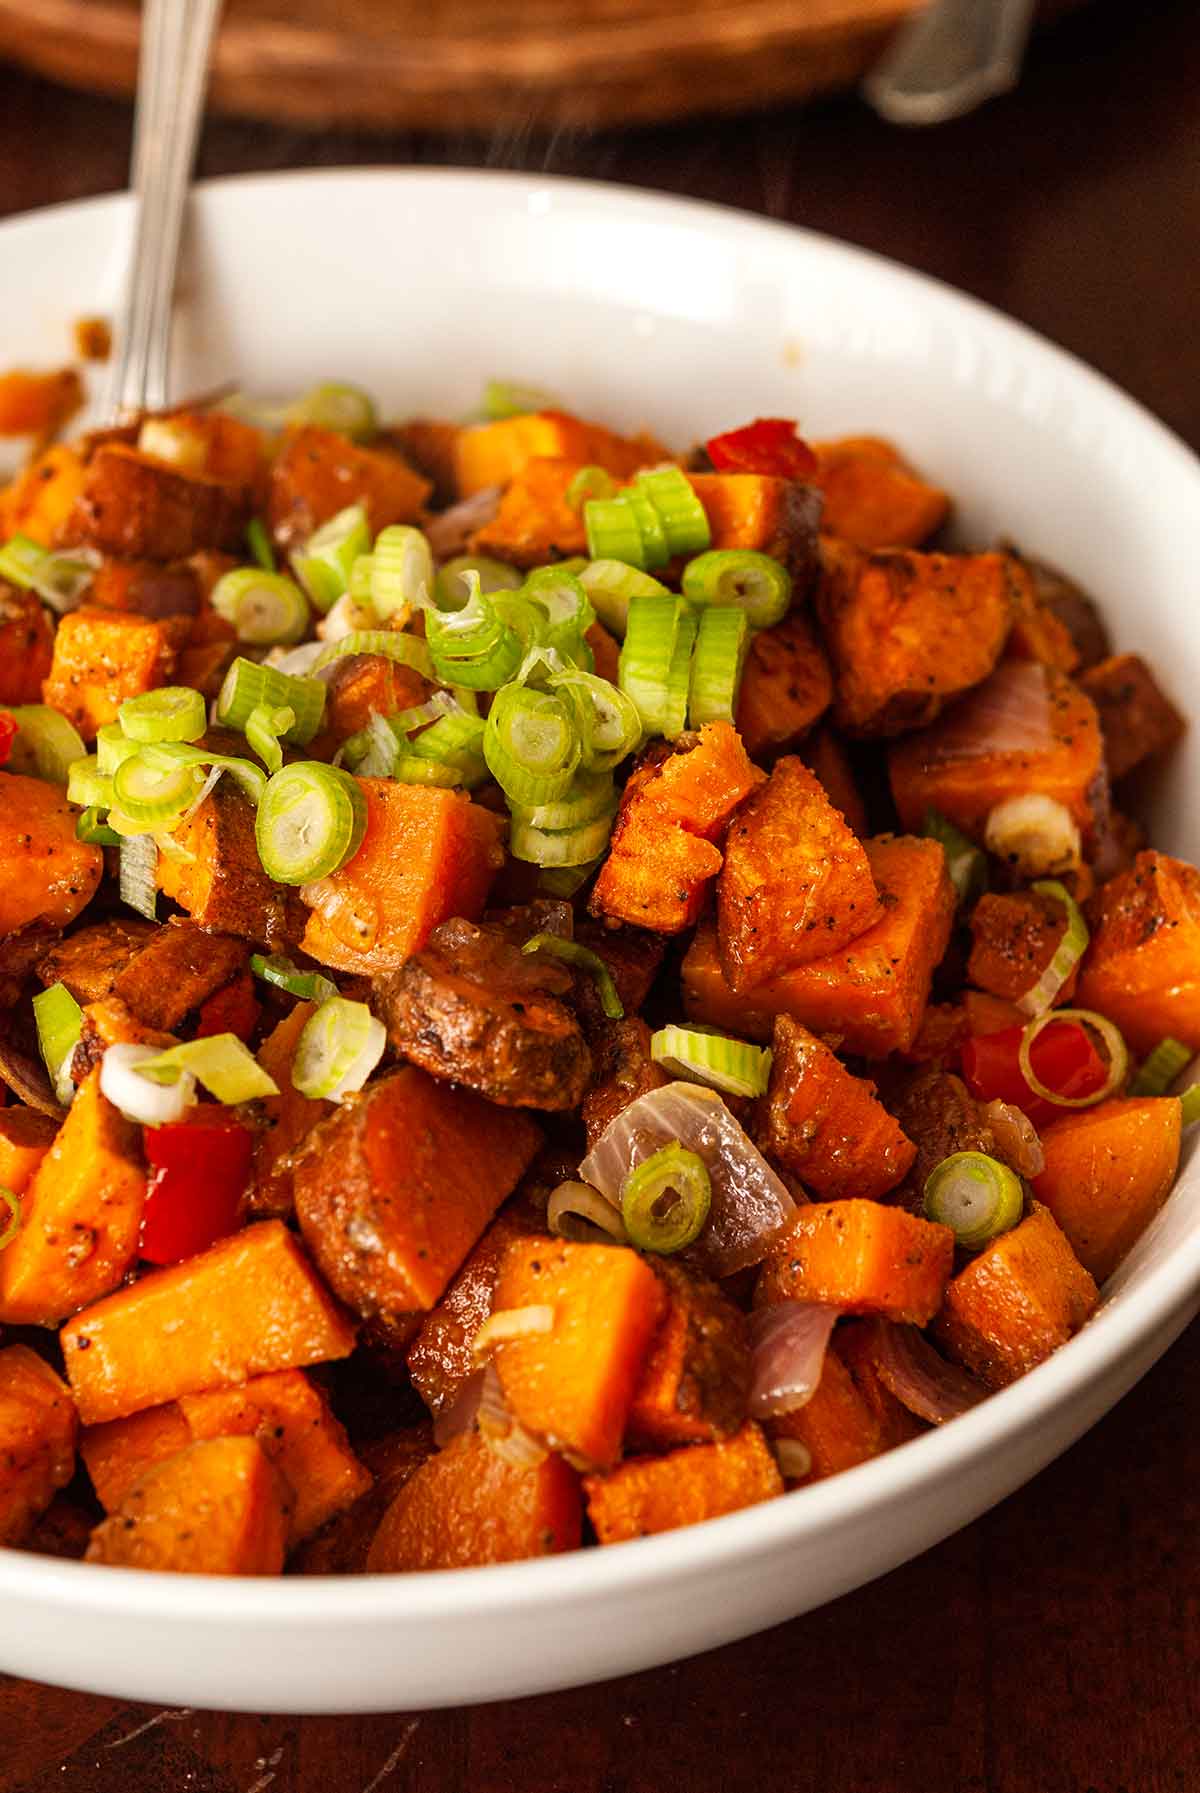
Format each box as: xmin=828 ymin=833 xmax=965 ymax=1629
xmin=2 ymin=1 xmax=1199 ymax=1785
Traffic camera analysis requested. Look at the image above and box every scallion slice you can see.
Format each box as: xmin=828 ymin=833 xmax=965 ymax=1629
xmin=1130 ymin=1037 xmax=1193 ymax=1098
xmin=119 ymin=833 xmax=158 ymax=919
xmin=32 ymin=981 xmax=83 ymax=1106
xmin=577 ymin=559 xmax=671 ymax=639
xmin=635 ymin=467 xmax=711 ymax=557
xmin=246 ymin=517 xmax=276 ymax=571
xmin=0 ymin=532 xmax=47 ymax=589
xmin=407 ymin=707 xmax=487 ymax=772
xmin=118 ymin=686 xmax=207 ymax=745
xmin=984 ymin=793 xmax=1081 ymax=879
xmin=368 ymin=524 xmax=433 ymax=619
xmin=212 ymin=568 xmax=309 ymax=646
xmin=513 ymin=772 xmax=616 ymax=832
xmin=483 ymin=685 xmax=580 ymax=806
xmin=291 ymin=504 xmax=371 ymax=613
xmin=133 ymin=741 xmax=267 ymax=807
xmin=662 ymin=603 xmax=697 ymax=740
xmin=509 ymin=807 xmax=616 ymax=868
xmin=286 ymin=380 xmax=378 ymax=440
xmin=1017 ymin=879 xmax=1089 ymax=1019
xmin=584 ymin=496 xmax=646 ymax=568
xmin=0 ymin=1186 xmax=19 ymax=1253
xmin=5 ymin=705 xmax=87 ymax=784
xmin=66 ymin=757 xmax=113 ymax=811
xmin=112 ymin=751 xmax=202 ymax=829
xmin=548 ymin=669 xmax=642 ymax=772
xmin=923 ymin=1150 xmax=1024 ymax=1250
xmin=434 ymin=554 xmax=520 ymax=611
xmin=620 ymin=1140 xmax=712 ymax=1254
xmin=682 ymin=548 xmax=792 ymax=628
xmin=521 ymin=933 xmax=624 ymax=1019
xmin=292 ymin=996 xmax=386 ymax=1101
xmin=565 ymin=465 xmax=616 ymax=512
xmin=481 ymin=379 xmax=557 ymax=421
xmin=341 ymin=710 xmax=398 ymax=779
xmin=922 ymin=808 xmax=988 ymax=907
xmin=217 ymin=656 xmax=326 ymax=744
xmin=311 ymin=629 xmax=434 ymax=683
xmin=650 ymin=1025 xmax=772 ymax=1099
xmin=1017 ymin=1008 xmax=1129 ymax=1109
xmin=76 ymin=806 xmax=121 ymax=846
xmin=687 ymin=605 xmax=748 ymax=727
xmin=255 ymin=762 xmax=367 ymax=884
xmin=245 ymin=703 xmax=295 ymax=776
xmin=539 ymin=857 xmax=602 ymax=898
xmin=250 ymin=953 xmax=339 ymax=1004
xmin=546 ymin=1179 xmax=628 ymax=1245
xmin=96 ymin=723 xmax=141 ymax=777
xmin=620 ymin=593 xmax=693 ymax=738
xmin=392 ymin=756 xmax=464 ymax=788
xmin=134 ymin=1034 xmax=279 ymax=1104
xmin=30 ymin=547 xmax=101 ymax=615
xmin=522 ymin=565 xmax=594 ymax=653
xmin=1180 ymin=1086 xmax=1200 ymax=1129
xmin=624 ymin=486 xmax=670 ymax=570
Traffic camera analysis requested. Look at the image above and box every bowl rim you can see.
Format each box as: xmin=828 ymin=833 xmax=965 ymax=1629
xmin=2 ymin=164 xmax=1199 ymax=1625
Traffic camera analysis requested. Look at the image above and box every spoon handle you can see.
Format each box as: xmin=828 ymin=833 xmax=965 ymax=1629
xmin=106 ymin=0 xmax=223 ymax=422
xmin=863 ymin=0 xmax=1037 ymax=126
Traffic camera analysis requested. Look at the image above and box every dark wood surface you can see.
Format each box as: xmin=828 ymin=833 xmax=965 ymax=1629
xmin=2 ymin=2 xmax=1199 ymax=1785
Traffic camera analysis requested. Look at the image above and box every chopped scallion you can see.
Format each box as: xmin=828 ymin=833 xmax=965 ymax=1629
xmin=292 ymin=996 xmax=386 ymax=1101
xmin=134 ymin=1034 xmax=279 ymax=1104
xmin=246 ymin=517 xmax=276 ymax=571
xmin=250 ymin=953 xmax=339 ymax=1004
xmin=118 ymin=686 xmax=207 ymax=745
xmin=923 ymin=1150 xmax=1024 ymax=1250
xmin=32 ymin=982 xmax=83 ymax=1106
xmin=255 ymin=762 xmax=367 ymax=884
xmin=217 ymin=656 xmax=326 ymax=744
xmin=681 ymin=548 xmax=792 ymax=628
xmin=621 ymin=1140 xmax=712 ymax=1254
xmin=1130 ymin=1037 xmax=1193 ymax=1098
xmin=212 ymin=568 xmax=309 ymax=646
xmin=291 ymin=503 xmax=371 ymax=612
xmin=5 ymin=705 xmax=87 ymax=784
xmin=650 ymin=1025 xmax=772 ymax=1099
xmin=522 ymin=933 xmax=624 ymax=1019
xmin=922 ymin=808 xmax=988 ymax=907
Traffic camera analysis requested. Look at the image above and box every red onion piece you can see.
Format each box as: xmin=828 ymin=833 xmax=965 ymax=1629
xmin=870 ymin=1320 xmax=987 ymax=1424
xmin=578 ymin=1081 xmax=797 ymax=1276
xmin=476 ymin=1362 xmax=547 ymax=1467
xmin=432 ymin=1367 xmax=486 ymax=1448
xmin=748 ymin=1302 xmax=838 ymax=1419
xmin=425 ymin=487 xmax=503 ymax=558
xmin=0 ymin=1039 xmax=65 ymax=1120
xmin=983 ymin=1098 xmax=1045 ymax=1179
xmin=918 ymin=660 xmax=1054 ymax=764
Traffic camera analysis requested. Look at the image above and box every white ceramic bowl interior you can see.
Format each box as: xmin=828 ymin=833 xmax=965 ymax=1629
xmin=1 ymin=170 xmax=1198 ymax=1715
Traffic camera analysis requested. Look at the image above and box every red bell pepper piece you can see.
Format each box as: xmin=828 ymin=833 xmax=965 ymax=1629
xmin=139 ymin=1110 xmax=254 ymax=1266
xmin=0 ymin=712 xmax=16 ymax=767
xmin=705 ymin=417 xmax=817 ymax=481
xmin=196 ymin=970 xmax=261 ymax=1043
xmin=961 ymin=1020 xmax=1110 ymax=1128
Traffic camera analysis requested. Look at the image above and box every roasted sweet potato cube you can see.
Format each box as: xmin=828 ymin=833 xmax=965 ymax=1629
xmin=267 ymin=425 xmax=430 ymax=548
xmin=16 ymin=1495 xmax=94 ymax=1561
xmin=757 ymin=1016 xmax=916 ymax=1201
xmin=69 ymin=995 xmax=175 ymax=1087
xmin=735 ymin=607 xmax=833 ymax=760
xmin=0 ymin=773 xmax=104 ymax=937
xmin=1075 ymin=851 xmax=1200 ymax=1054
xmin=798 ymin=726 xmax=868 ymax=836
xmin=0 ymin=1346 xmax=78 ymax=1545
xmin=366 ymin=1427 xmax=581 ymax=1571
xmin=470 ymin=456 xmax=589 ymax=566
xmin=158 ymin=781 xmax=307 ymax=944
xmin=625 ymin=1261 xmax=751 ymax=1450
xmin=688 ymin=472 xmax=823 ymax=583
xmin=299 ymin=780 xmax=504 ymax=975
xmin=0 ymin=586 xmax=55 ymax=703
xmin=888 ymin=661 xmax=1104 ymax=843
xmin=493 ymin=1236 xmax=666 ymax=1470
xmin=684 ymin=834 xmax=956 ymax=1056
xmin=584 ymin=1421 xmax=782 ymax=1544
xmin=318 ymin=652 xmax=433 ymax=748
xmin=934 ymin=1203 xmax=1098 ymax=1388
xmin=80 ymin=1402 xmax=192 ymax=1511
xmin=1004 ymin=558 xmax=1080 ymax=672
xmin=141 ymin=410 xmax=267 ymax=490
xmin=87 ymin=556 xmax=202 ymax=621
xmin=110 ymin=920 xmax=247 ymax=1031
xmin=590 ymin=723 xmax=765 ymax=934
xmin=85 ymin=1436 xmax=289 ymax=1574
xmin=717 ymin=756 xmax=882 ymax=989
xmin=247 ymin=1002 xmax=332 ymax=1219
xmin=0 ymin=368 xmax=83 ymax=440
xmin=1032 ymin=1097 xmax=1182 ymax=1285
xmin=765 ymin=1341 xmax=891 ymax=1483
xmin=292 ymin=1427 xmax=434 ymax=1575
xmin=69 ymin=444 xmax=249 ymax=559
xmin=453 ymin=409 xmax=663 ymax=498
xmin=1078 ymin=653 xmax=1185 ymax=781
xmin=967 ymin=889 xmax=1080 ymax=1007
xmin=0 ymin=1107 xmax=58 ymax=1196
xmin=581 ymin=1018 xmax=669 ymax=1149
xmin=42 ymin=606 xmax=180 ymax=740
xmin=816 ymin=540 xmax=1017 ymax=736
xmin=757 ymin=1200 xmax=954 ymax=1325
xmin=0 ymin=1069 xmax=146 ymax=1327
xmin=61 ymin=1220 xmax=357 ymax=1424
xmin=812 ymin=436 xmax=949 ymax=550
xmin=406 ymin=1208 xmax=541 ymax=1420
xmin=0 ymin=445 xmax=87 ymax=546
xmin=294 ymin=1066 xmax=541 ymax=1318
xmin=383 ymin=420 xmax=462 ymax=506
xmin=37 ymin=918 xmax=153 ymax=1004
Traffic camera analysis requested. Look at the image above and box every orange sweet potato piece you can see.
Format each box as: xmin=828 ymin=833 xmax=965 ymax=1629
xmin=140 ymin=410 xmax=267 ymax=491
xmin=757 ymin=1015 xmax=916 ymax=1201
xmin=180 ymin=1369 xmax=371 ymax=1545
xmin=407 ymin=1208 xmax=540 ymax=1420
xmin=590 ymin=723 xmax=765 ymax=934
xmin=80 ymin=1402 xmax=192 ymax=1511
xmin=717 ymin=756 xmax=882 ymax=988
xmin=318 ymin=653 xmax=433 ymax=749
xmin=267 ymin=425 xmax=430 ymax=548
xmin=85 ymin=1436 xmax=289 ymax=1574
xmin=493 ymin=1236 xmax=666 ymax=1470
xmin=292 ymin=1425 xmax=434 ymax=1574
xmin=0 ymin=587 xmax=55 ymax=703
xmin=299 ymin=779 xmax=504 ymax=975
xmin=967 ymin=889 xmax=1079 ymax=1006
xmin=36 ymin=918 xmax=152 ymax=1004
xmin=888 ymin=661 xmax=1103 ymax=842
xmin=815 ymin=540 xmax=1017 ymax=736
xmin=86 ymin=556 xmax=202 ymax=621
xmin=0 ymin=1345 xmax=78 ymax=1545
xmin=384 ymin=419 xmax=462 ymax=506
xmin=0 ymin=772 xmax=104 ymax=936
xmin=1032 ymin=1097 xmax=1182 ymax=1284
xmin=798 ymin=726 xmax=869 ymax=836
xmin=735 ymin=608 xmax=833 ymax=760
xmin=60 ymin=1220 xmax=357 ymax=1425
xmin=0 ymin=1069 xmax=145 ymax=1327
xmin=687 ymin=472 xmax=822 ymax=580
xmin=16 ymin=1494 xmax=93 ymax=1561
xmin=1075 ymin=852 xmax=1200 ymax=1054
xmin=834 ymin=1319 xmax=926 ymax=1446
xmin=69 ymin=995 xmax=175 ymax=1087
xmin=765 ymin=1341 xmax=891 ymax=1483
xmin=1078 ymin=653 xmax=1185 ymax=781
xmin=0 ymin=445 xmax=87 ymax=546
xmin=366 ymin=1427 xmax=581 ymax=1571
xmin=1004 ymin=560 xmax=1080 ymax=673
xmin=110 ymin=919 xmax=246 ymax=1031
xmin=454 ymin=410 xmax=663 ymax=498
xmin=0 ymin=1107 xmax=58 ymax=1195
xmin=0 ymin=368 xmax=83 ymax=440
xmin=684 ymin=834 xmax=956 ymax=1056
xmin=625 ymin=1261 xmax=751 ymax=1450
xmin=294 ymin=1066 xmax=541 ymax=1318
xmin=584 ymin=1420 xmax=782 ymax=1544
xmin=247 ymin=1002 xmax=332 ymax=1219
xmin=42 ymin=607 xmax=180 ymax=740
xmin=934 ymin=1202 xmax=1098 ymax=1389
xmin=812 ymin=436 xmax=949 ymax=550
xmin=757 ymin=1200 xmax=954 ymax=1325
xmin=69 ymin=444 xmax=249 ymax=559
xmin=470 ymin=456 xmax=590 ymax=566
xmin=157 ymin=779 xmax=306 ymax=944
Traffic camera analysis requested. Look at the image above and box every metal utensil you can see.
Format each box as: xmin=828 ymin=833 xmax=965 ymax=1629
xmin=863 ymin=0 xmax=1037 ymax=125
xmin=105 ymin=0 xmax=223 ymax=421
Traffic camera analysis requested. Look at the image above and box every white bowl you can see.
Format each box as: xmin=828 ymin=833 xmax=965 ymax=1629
xmin=2 ymin=170 xmax=1198 ymax=1715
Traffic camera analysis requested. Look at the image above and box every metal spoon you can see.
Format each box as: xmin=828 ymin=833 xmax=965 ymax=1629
xmin=106 ymin=0 xmax=224 ymax=421
xmin=863 ymin=0 xmax=1037 ymax=126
